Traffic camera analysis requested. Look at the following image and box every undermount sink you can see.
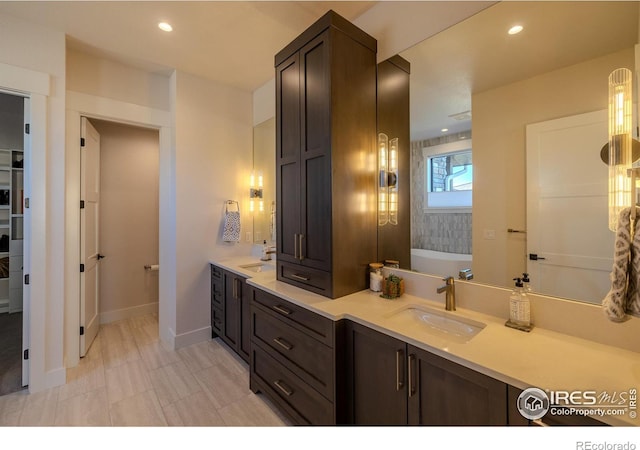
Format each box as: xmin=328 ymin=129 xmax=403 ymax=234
xmin=238 ymin=262 xmax=275 ymax=273
xmin=385 ymin=304 xmax=486 ymax=344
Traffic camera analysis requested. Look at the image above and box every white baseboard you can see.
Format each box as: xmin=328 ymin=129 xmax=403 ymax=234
xmin=174 ymin=325 xmax=212 ymax=350
xmin=100 ymin=301 xmax=158 ymax=324
xmin=45 ymin=366 xmax=66 ymax=390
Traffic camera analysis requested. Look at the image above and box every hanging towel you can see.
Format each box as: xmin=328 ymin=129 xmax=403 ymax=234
xmin=222 ymin=201 xmax=241 ymax=243
xmin=602 ymin=206 xmax=640 ymax=321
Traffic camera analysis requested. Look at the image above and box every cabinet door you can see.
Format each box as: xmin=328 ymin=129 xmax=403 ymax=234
xmin=276 ymin=52 xmax=302 ymax=265
xmin=222 ymin=271 xmax=240 ymax=349
xmin=299 ymin=32 xmax=332 ymax=272
xmin=239 ymin=281 xmax=251 ymax=362
xmin=407 ymin=345 xmax=507 ymax=425
xmin=346 ymin=321 xmax=407 ymax=425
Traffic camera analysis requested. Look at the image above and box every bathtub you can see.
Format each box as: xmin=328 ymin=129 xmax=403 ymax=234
xmin=410 ymin=248 xmax=472 ymax=278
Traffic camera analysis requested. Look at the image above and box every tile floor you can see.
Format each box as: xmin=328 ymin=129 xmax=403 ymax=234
xmin=0 ymin=313 xmax=290 ymax=426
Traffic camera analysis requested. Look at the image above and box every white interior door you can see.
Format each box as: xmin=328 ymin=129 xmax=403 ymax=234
xmin=526 ymin=109 xmax=614 ymax=304
xmin=21 ymin=97 xmax=30 ymax=386
xmin=80 ymin=117 xmax=101 ymax=356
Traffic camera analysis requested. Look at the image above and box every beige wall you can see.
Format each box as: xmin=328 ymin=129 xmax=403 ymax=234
xmin=472 ymin=48 xmax=634 ymax=287
xmin=91 ymin=119 xmax=159 ymax=318
xmin=173 ymin=70 xmax=253 ymax=343
xmin=67 ymin=48 xmax=171 ymax=111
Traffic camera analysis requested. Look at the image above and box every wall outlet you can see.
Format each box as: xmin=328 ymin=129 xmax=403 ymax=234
xmin=255 ymin=231 xmax=262 ymax=241
xmin=245 ymin=231 xmax=252 ymax=242
xmin=483 ymin=229 xmax=496 ymax=240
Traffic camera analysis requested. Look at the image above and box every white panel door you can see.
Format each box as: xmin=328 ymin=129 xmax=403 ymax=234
xmin=526 ymin=109 xmax=614 ymax=304
xmin=80 ymin=117 xmax=101 ymax=356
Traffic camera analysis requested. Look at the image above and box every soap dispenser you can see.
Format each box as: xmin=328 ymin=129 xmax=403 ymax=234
xmin=506 ymin=277 xmax=532 ymax=332
xmin=522 ymin=273 xmax=533 ymax=294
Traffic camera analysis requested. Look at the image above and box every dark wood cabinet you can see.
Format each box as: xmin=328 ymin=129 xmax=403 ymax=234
xmin=210 ymin=264 xmax=224 ymax=337
xmin=407 ymin=345 xmax=507 ymax=425
xmin=210 ymin=264 xmax=250 ymax=363
xmin=346 ymin=321 xmax=508 ymax=426
xmin=275 ymin=10 xmax=378 ymax=299
xmin=345 ymin=321 xmax=407 ymax=425
xmin=249 ymin=286 xmax=343 ymax=425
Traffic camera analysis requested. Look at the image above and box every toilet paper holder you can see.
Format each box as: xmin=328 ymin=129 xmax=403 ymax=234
xmin=144 ymin=264 xmax=159 ymax=271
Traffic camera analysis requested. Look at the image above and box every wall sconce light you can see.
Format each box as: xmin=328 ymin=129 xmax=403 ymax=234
xmin=249 ymin=171 xmax=263 ymax=213
xmin=378 ymin=133 xmax=398 ymax=226
xmin=607 ymin=68 xmax=633 ymax=231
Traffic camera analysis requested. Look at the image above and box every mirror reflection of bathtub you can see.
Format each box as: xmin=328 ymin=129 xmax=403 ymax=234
xmin=410 ymin=248 xmax=472 ymax=279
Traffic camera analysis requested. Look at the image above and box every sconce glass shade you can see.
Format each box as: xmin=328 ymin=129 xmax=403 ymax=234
xmin=378 ymin=133 xmax=389 ymax=226
xmin=388 ymin=138 xmax=399 ymax=225
xmin=608 ymin=68 xmax=633 ymax=231
xmin=378 ymin=133 xmax=399 ymax=226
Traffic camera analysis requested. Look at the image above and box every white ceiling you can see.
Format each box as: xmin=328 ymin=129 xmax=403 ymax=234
xmin=401 ymin=1 xmax=640 ymax=141
xmin=0 ymin=1 xmax=377 ymax=91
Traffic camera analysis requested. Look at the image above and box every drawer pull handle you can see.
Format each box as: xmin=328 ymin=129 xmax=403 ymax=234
xmin=396 ymin=349 xmax=404 ymax=391
xmin=408 ymin=354 xmax=416 ymax=398
xmin=290 ymin=273 xmax=310 ymax=281
xmin=273 ymin=380 xmax=293 ymax=397
xmin=272 ymin=305 xmax=292 ymax=316
xmin=273 ymin=337 xmax=293 ymax=351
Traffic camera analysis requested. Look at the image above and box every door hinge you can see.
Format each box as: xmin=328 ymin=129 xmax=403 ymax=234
xmin=80 ymin=326 xmax=85 ymax=336
xmin=23 ymin=349 xmax=29 ymax=360
xmin=24 ymin=274 xmax=29 ymax=285
xmin=80 ymin=137 xmax=85 ymax=147
xmin=24 ymin=198 xmax=29 ymax=209
xmin=80 ymin=200 xmax=85 ymax=209
xmin=25 ymin=124 xmax=30 ymax=135
xmin=80 ymin=264 xmax=85 ymax=273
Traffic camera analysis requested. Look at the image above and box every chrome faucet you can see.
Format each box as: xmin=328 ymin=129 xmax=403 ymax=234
xmin=437 ymin=276 xmax=456 ymax=311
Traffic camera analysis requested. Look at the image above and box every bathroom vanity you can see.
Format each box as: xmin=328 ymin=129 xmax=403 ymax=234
xmin=210 ymin=257 xmax=639 ymax=427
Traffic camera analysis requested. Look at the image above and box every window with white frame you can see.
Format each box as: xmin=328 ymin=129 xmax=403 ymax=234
xmin=423 ymin=140 xmax=472 ymax=211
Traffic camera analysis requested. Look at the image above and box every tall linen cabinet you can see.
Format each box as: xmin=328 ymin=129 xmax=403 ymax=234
xmin=275 ymin=10 xmax=378 ymax=299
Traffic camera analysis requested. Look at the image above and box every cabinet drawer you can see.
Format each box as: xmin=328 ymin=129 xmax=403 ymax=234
xmin=252 ymin=306 xmax=333 ymax=399
xmin=278 ymin=261 xmax=332 ymax=298
xmin=251 ymin=287 xmax=333 ymax=346
xmin=251 ymin=346 xmax=333 ymax=425
xmin=212 ymin=306 xmax=223 ymax=334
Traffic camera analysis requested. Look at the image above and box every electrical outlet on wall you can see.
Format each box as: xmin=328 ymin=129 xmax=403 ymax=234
xmin=256 ymin=231 xmax=262 ymax=241
xmin=245 ymin=231 xmax=252 ymax=242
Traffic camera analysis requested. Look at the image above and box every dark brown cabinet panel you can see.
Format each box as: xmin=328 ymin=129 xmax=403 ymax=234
xmin=210 ymin=265 xmax=250 ymax=363
xmin=407 ymin=345 xmax=507 ymax=425
xmin=249 ymin=286 xmax=341 ymax=425
xmin=275 ymin=10 xmax=378 ymax=299
xmin=345 ymin=321 xmax=407 ymax=425
xmin=210 ymin=264 xmax=224 ymax=337
xmin=347 ymin=321 xmax=508 ymax=426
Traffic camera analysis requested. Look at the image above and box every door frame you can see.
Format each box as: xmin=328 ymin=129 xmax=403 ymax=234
xmin=65 ymin=91 xmax=171 ymax=368
xmin=0 ymin=63 xmax=49 ymax=392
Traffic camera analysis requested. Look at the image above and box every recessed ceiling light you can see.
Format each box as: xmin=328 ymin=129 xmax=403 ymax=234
xmin=508 ymin=25 xmax=523 ymax=35
xmin=158 ymin=22 xmax=173 ymax=32
xmin=441 ymin=128 xmax=449 ymax=133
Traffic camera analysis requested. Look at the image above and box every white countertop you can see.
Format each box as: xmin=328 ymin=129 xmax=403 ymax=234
xmin=211 ymin=256 xmax=640 ymax=426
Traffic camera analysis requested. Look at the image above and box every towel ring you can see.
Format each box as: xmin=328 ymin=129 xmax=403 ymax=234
xmin=225 ymin=200 xmax=239 ymax=213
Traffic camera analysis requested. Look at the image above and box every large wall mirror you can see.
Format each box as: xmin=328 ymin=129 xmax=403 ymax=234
xmin=252 ymin=117 xmax=276 ymax=245
xmin=402 ymin=1 xmax=639 ymax=305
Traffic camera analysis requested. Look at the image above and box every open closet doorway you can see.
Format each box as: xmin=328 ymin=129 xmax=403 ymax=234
xmin=0 ymin=91 xmax=28 ymax=395
xmin=79 ymin=117 xmax=160 ymax=357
